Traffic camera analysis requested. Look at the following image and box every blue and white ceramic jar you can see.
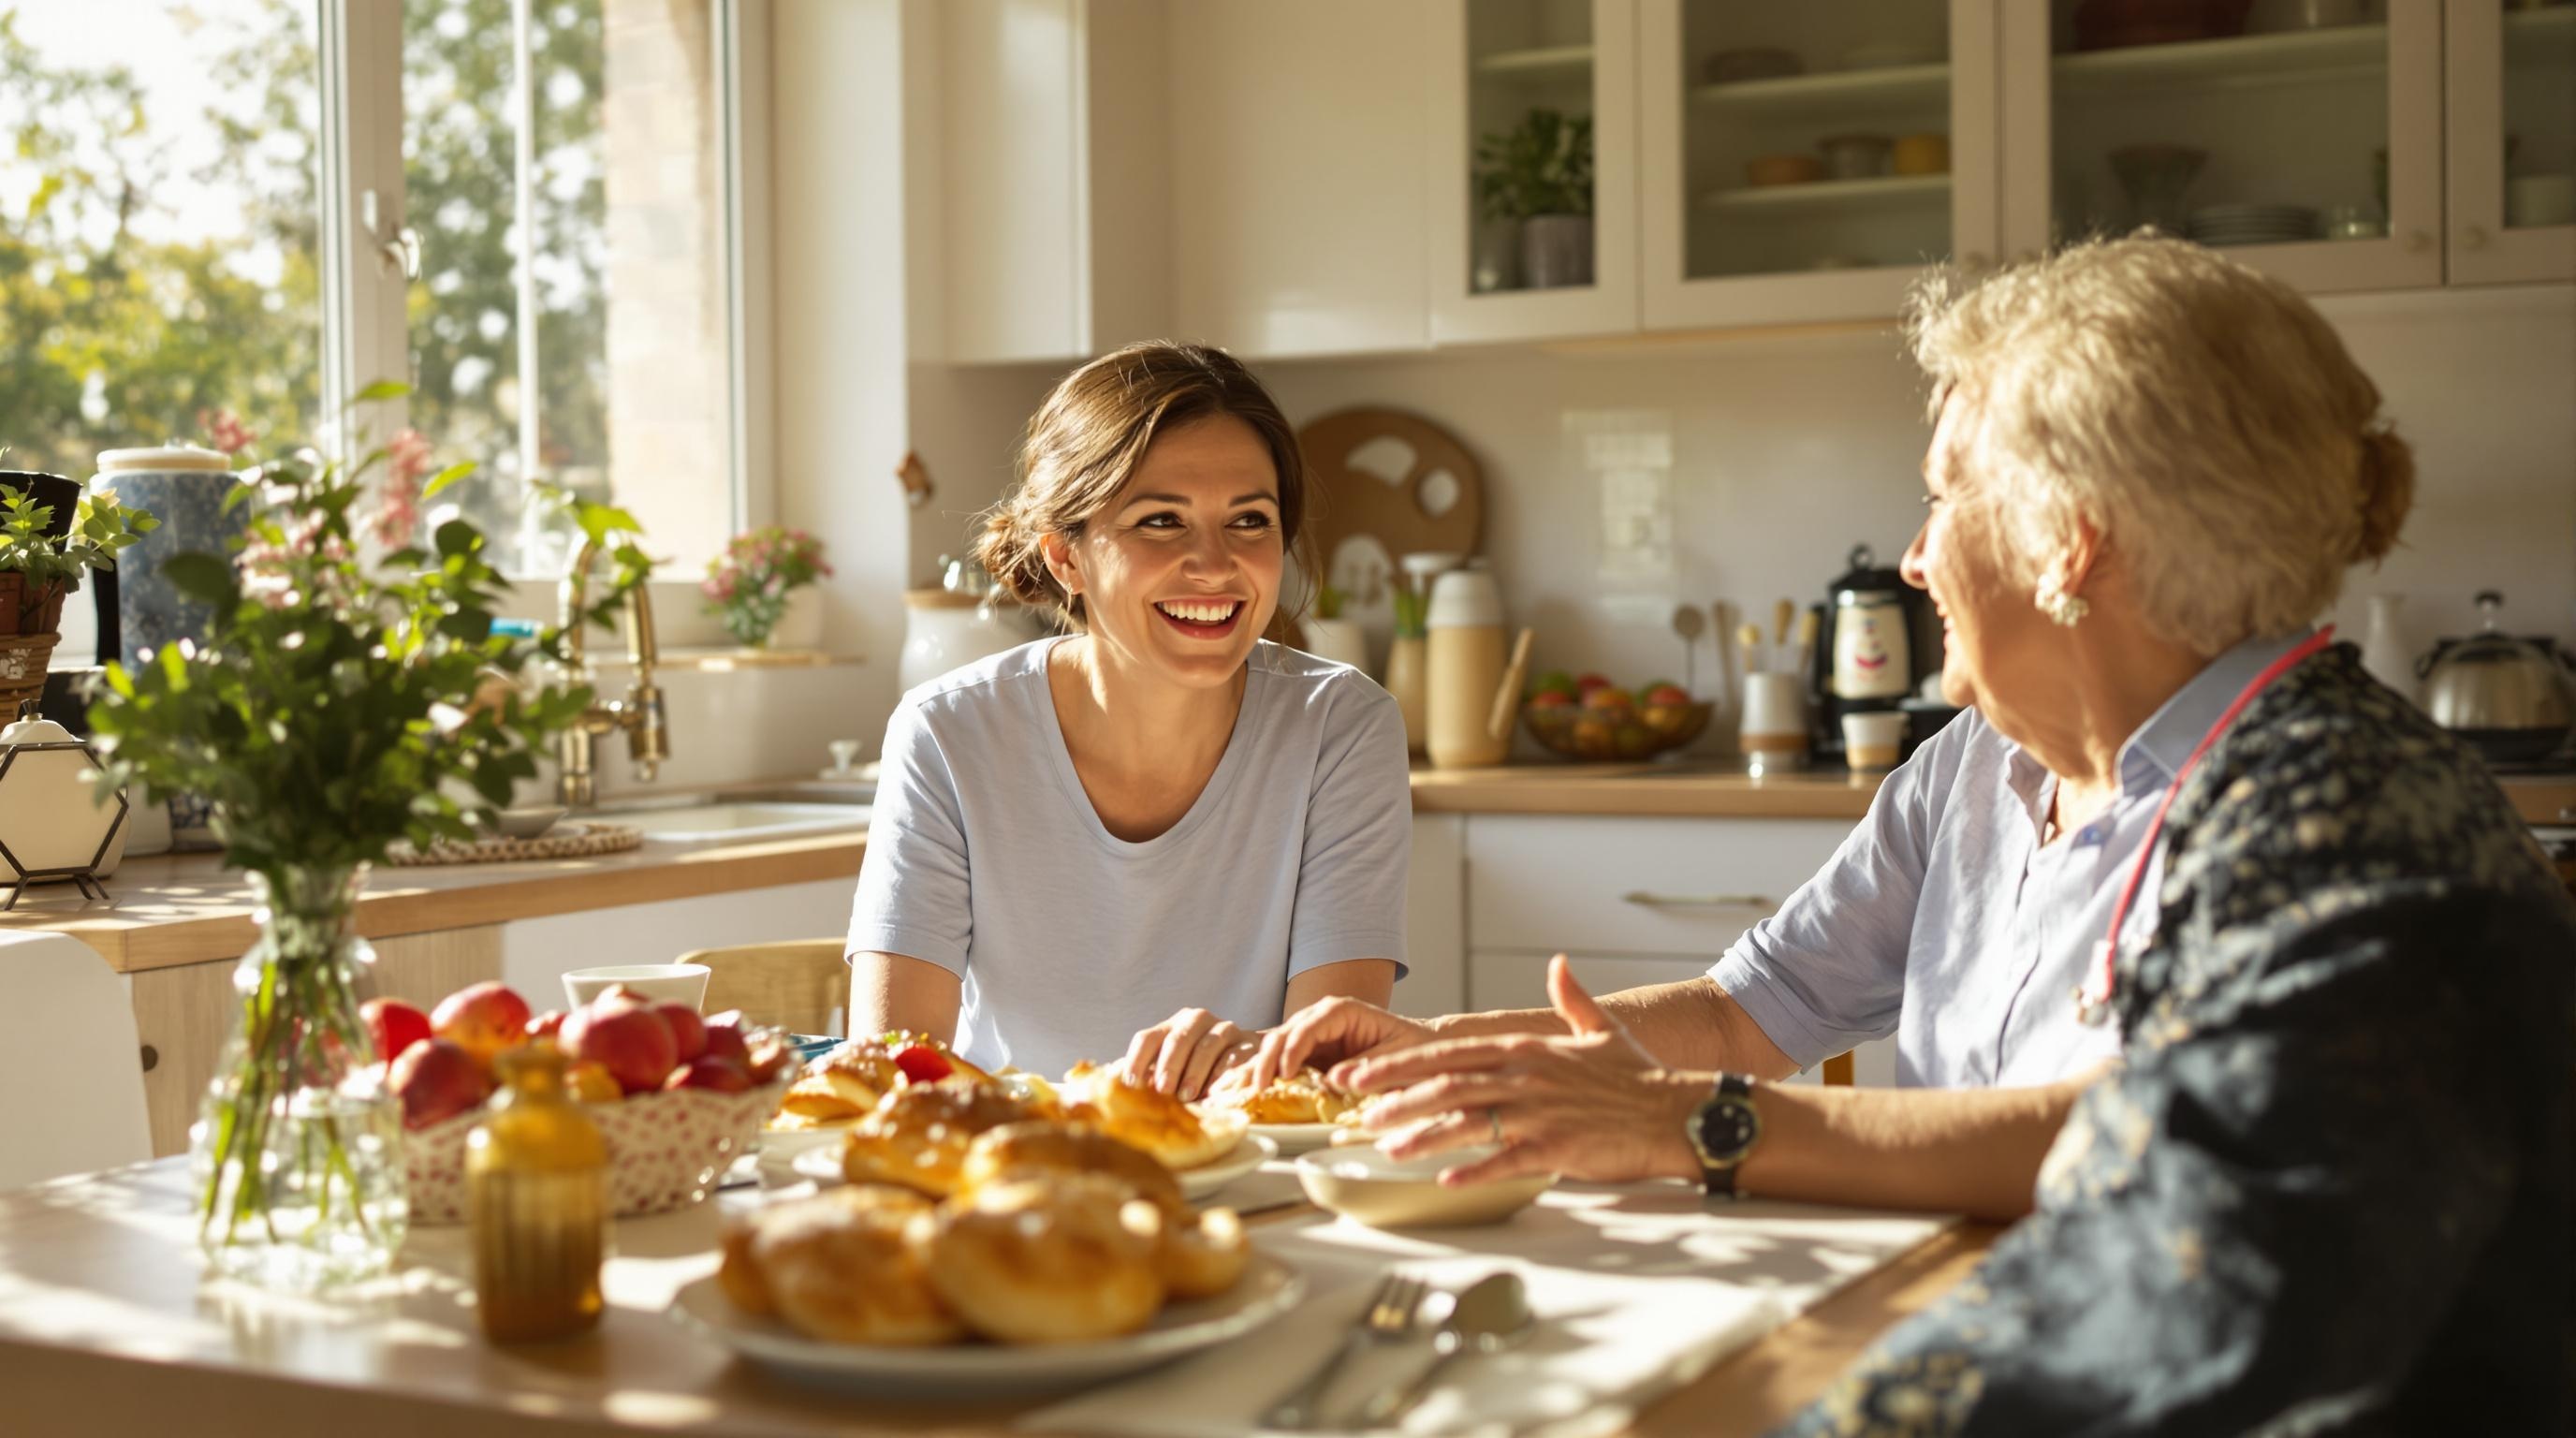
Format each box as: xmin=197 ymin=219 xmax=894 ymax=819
xmin=93 ymin=446 xmax=242 ymax=671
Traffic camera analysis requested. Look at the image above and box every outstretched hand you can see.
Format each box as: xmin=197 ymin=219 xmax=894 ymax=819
xmin=1343 ymin=956 xmax=1705 ymax=1188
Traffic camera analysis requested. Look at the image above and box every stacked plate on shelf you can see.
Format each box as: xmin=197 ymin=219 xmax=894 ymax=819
xmin=2187 ymin=204 xmax=2321 ymax=246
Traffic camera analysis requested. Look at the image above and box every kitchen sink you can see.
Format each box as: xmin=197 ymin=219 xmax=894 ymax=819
xmin=597 ymin=794 xmax=871 ymax=843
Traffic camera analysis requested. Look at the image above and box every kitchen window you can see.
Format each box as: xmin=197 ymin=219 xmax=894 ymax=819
xmin=0 ymin=0 xmax=753 ymax=577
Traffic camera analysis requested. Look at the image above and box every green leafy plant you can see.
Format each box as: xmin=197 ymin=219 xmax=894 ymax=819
xmin=0 ymin=481 xmax=157 ymax=622
xmin=700 ymin=524 xmax=831 ymax=648
xmin=1474 ymin=109 xmax=1595 ymax=222
xmin=1391 ymin=584 xmax=1429 ymax=640
xmin=79 ymin=384 xmax=648 ymax=1269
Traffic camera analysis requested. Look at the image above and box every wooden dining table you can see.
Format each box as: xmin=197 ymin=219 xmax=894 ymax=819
xmin=0 ymin=1158 xmax=1998 ymax=1438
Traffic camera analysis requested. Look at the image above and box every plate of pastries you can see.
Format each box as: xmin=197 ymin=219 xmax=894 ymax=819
xmin=782 ymin=1046 xmax=1272 ymax=1200
xmin=1194 ymin=1064 xmax=1367 ymax=1156
xmin=685 ymin=1073 xmax=1300 ymax=1394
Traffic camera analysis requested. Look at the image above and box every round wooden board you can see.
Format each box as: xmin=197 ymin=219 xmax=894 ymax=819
xmin=1296 ymin=408 xmax=1484 ymax=612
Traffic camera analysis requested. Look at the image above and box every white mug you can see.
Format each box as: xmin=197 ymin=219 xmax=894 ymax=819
xmin=1841 ymin=711 xmax=1910 ymax=770
xmin=1740 ymin=673 xmax=1809 ymax=773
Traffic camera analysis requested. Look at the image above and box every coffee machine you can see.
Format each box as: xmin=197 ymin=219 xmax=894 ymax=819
xmin=1805 ymin=543 xmax=1952 ymax=766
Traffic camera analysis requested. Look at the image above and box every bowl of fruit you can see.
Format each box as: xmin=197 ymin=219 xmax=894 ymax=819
xmin=372 ymin=980 xmax=796 ymax=1223
xmin=1520 ymin=671 xmax=1714 ymax=762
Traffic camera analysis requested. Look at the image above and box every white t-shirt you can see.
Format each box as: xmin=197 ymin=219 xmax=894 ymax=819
xmin=845 ymin=638 xmax=1412 ymax=1077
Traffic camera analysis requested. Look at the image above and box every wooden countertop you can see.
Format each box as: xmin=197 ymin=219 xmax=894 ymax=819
xmin=0 ymin=829 xmax=867 ymax=976
xmin=1411 ymin=762 xmax=1886 ymax=819
xmin=0 ymin=1157 xmax=2001 ymax=1438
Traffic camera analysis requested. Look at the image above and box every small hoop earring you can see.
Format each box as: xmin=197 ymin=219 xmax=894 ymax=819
xmin=2035 ymin=575 xmax=2089 ymax=627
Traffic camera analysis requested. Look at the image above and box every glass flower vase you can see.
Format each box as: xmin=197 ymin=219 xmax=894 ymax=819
xmin=190 ymin=865 xmax=409 ymax=1291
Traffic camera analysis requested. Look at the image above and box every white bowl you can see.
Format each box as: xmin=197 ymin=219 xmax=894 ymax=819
xmin=1295 ymin=1143 xmax=1555 ymax=1228
xmin=563 ymin=962 xmax=711 ymax=1011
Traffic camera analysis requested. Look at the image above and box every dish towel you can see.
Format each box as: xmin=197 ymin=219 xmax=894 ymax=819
xmin=1026 ymin=1184 xmax=1954 ymax=1438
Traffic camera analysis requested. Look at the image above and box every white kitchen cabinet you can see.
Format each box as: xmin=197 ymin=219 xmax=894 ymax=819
xmin=1454 ymin=814 xmax=1898 ymax=1085
xmin=1997 ymin=0 xmax=2444 ymax=292
xmin=1398 ymin=814 xmax=1470 ymax=1018
xmin=1427 ymin=0 xmax=1644 ymax=344
xmin=1638 ymin=0 xmax=2002 ymax=330
xmin=1167 ymin=1 xmax=1434 ymax=359
xmin=937 ymin=0 xmax=1168 ymax=364
xmin=2444 ymin=2 xmax=2576 ymax=286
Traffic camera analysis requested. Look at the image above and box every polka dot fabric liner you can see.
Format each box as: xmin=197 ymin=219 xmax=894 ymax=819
xmin=386 ymin=821 xmax=645 ymax=866
xmin=403 ymin=1076 xmax=792 ymax=1224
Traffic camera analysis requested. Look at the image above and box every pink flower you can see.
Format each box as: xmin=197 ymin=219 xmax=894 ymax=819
xmin=387 ymin=429 xmax=434 ymax=486
xmin=199 ymin=408 xmax=256 ymax=457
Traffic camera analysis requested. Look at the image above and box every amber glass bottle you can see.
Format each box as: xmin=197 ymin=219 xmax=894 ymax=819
xmin=467 ymin=1041 xmax=608 ymax=1342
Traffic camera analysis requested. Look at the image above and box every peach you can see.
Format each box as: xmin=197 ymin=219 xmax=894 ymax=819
xmin=360 ymin=998 xmax=432 ymax=1072
xmin=563 ymin=1002 xmax=679 ymax=1095
xmin=664 ymin=1055 xmax=754 ymax=1094
xmin=390 ymin=1038 xmax=495 ymax=1130
xmin=654 ymin=1003 xmax=708 ymax=1063
xmin=432 ymin=982 xmax=533 ymax=1061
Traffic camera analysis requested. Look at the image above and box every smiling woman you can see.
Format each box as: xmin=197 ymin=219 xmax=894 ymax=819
xmin=843 ymin=343 xmax=1410 ymax=1091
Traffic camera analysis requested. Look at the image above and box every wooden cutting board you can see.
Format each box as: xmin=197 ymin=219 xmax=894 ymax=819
xmin=1296 ymin=408 xmax=1485 ymax=608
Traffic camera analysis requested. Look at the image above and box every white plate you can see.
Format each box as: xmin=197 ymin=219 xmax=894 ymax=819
xmin=788 ymin=1132 xmax=1279 ymax=1200
xmin=1247 ymin=1122 xmax=1350 ymax=1157
xmin=666 ymin=1252 xmax=1305 ymax=1397
xmin=756 ymin=1126 xmax=847 ymax=1162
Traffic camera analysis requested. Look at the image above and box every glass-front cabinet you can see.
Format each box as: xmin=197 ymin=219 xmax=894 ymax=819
xmin=1430 ymin=0 xmax=1642 ymax=343
xmin=1639 ymin=0 xmax=1999 ymax=329
xmin=1999 ymin=0 xmax=2443 ymax=292
xmin=2446 ymin=1 xmax=2576 ymax=286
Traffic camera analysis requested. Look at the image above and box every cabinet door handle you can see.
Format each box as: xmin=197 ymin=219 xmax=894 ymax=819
xmin=2459 ymin=226 xmax=2489 ymax=251
xmin=1620 ymin=891 xmax=1775 ymax=912
xmin=139 ymin=1044 xmax=159 ymax=1073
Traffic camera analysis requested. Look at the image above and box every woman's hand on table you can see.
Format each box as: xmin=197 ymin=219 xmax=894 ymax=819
xmin=1250 ymin=995 xmax=1439 ymax=1092
xmin=1343 ymin=956 xmax=1705 ymax=1188
xmin=1122 ymin=1007 xmax=1260 ymax=1102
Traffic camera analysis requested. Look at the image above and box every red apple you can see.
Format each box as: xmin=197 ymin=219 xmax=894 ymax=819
xmin=664 ymin=1055 xmax=754 ymax=1094
xmin=525 ymin=1009 xmax=566 ymax=1042
xmin=360 ymin=998 xmax=432 ymax=1071
xmin=1574 ymin=672 xmax=1612 ymax=695
xmin=1645 ymin=684 xmax=1691 ymax=707
xmin=700 ymin=1019 xmax=751 ymax=1068
xmin=389 ymin=1038 xmax=495 ymax=1130
xmin=744 ymin=1029 xmax=794 ymax=1083
xmin=562 ymin=1001 xmax=680 ymax=1094
xmin=654 ymin=1003 xmax=708 ymax=1063
xmin=432 ymin=981 xmax=533 ymax=1061
xmin=1529 ymin=689 xmax=1576 ymax=709
xmin=566 ymin=1061 xmax=623 ymax=1104
xmin=1582 ymin=686 xmax=1633 ymax=712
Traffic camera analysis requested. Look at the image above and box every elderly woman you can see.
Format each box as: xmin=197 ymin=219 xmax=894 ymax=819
xmin=1266 ymin=238 xmax=2573 ymax=1431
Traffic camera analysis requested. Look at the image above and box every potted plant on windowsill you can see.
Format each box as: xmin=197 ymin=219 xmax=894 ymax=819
xmin=1474 ymin=108 xmax=1596 ymax=291
xmin=0 ymin=476 xmax=155 ymax=712
xmin=701 ymin=525 xmax=831 ymax=650
xmin=80 ymin=386 xmax=649 ymax=1294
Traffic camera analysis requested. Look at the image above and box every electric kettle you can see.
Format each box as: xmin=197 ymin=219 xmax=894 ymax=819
xmin=2417 ymin=591 xmax=2576 ymax=767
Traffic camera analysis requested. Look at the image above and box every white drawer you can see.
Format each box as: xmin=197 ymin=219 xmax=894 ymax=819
xmin=1464 ymin=814 xmax=1854 ymax=958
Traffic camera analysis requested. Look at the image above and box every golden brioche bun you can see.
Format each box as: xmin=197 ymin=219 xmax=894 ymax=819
xmin=926 ymin=1175 xmax=1165 ymax=1344
xmin=748 ymin=1187 xmax=963 ymax=1346
xmin=961 ymin=1121 xmax=1184 ymax=1215
xmin=1063 ymin=1063 xmax=1246 ymax=1170
xmin=1158 ymin=1205 xmax=1249 ymax=1299
xmin=1200 ymin=1066 xmax=1360 ymax=1125
xmin=716 ymin=1219 xmax=774 ymax=1315
xmin=840 ymin=1080 xmax=1040 ymax=1196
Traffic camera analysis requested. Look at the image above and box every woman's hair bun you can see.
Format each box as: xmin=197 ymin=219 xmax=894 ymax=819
xmin=2353 ymin=424 xmax=2415 ymax=565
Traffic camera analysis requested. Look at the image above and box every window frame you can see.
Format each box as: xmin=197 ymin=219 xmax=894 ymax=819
xmin=315 ymin=0 xmax=760 ymax=577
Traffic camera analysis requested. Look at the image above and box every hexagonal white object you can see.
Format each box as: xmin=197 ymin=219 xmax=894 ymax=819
xmin=0 ymin=716 xmax=127 ymax=886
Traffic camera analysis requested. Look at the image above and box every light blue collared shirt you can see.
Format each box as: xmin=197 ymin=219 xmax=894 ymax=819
xmin=1708 ymin=631 xmax=2314 ymax=1090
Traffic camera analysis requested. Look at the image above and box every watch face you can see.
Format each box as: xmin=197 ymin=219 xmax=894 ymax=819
xmin=1695 ymin=1095 xmax=1760 ymax=1167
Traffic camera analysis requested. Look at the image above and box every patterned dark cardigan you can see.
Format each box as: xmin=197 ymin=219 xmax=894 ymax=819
xmin=1778 ymin=644 xmax=2575 ymax=1437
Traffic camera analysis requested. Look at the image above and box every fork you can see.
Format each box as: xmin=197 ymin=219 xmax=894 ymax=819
xmin=1261 ymin=1271 xmax=1427 ymax=1431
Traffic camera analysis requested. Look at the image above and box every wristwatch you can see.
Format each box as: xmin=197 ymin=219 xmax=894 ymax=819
xmin=1686 ymin=1074 xmax=1762 ymax=1199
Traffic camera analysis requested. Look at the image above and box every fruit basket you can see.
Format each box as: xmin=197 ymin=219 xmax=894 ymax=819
xmin=1520 ymin=673 xmax=1713 ymax=762
xmin=403 ymin=1075 xmax=790 ymax=1223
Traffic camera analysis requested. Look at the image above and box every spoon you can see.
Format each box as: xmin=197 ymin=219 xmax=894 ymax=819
xmin=1354 ymin=1271 xmax=1537 ymax=1427
xmin=1670 ymin=603 xmax=1705 ymax=695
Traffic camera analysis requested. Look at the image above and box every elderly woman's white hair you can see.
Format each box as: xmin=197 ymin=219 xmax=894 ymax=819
xmin=1906 ymin=236 xmax=2415 ymax=655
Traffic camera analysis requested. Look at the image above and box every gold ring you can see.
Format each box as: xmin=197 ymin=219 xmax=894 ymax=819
xmin=1486 ymin=1107 xmax=1505 ymax=1144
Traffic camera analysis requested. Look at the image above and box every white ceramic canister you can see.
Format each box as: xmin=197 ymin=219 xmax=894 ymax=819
xmin=897 ymin=589 xmax=1037 ymax=694
xmin=1425 ymin=563 xmax=1509 ymax=770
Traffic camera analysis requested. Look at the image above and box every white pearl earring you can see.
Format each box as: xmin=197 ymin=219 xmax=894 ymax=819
xmin=2035 ymin=574 xmax=2089 ymax=627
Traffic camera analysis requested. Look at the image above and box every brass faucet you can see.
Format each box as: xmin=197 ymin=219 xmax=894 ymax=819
xmin=556 ymin=536 xmax=668 ymax=807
